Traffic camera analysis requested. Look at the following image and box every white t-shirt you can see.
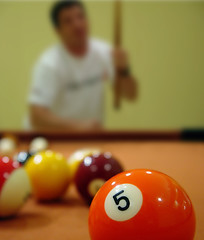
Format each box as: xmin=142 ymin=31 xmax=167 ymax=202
xmin=27 ymin=38 xmax=113 ymax=128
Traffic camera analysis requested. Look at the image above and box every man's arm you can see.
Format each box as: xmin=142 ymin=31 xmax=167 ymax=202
xmin=30 ymin=105 xmax=101 ymax=131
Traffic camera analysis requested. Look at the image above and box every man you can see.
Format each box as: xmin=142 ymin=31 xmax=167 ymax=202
xmin=28 ymin=0 xmax=136 ymax=131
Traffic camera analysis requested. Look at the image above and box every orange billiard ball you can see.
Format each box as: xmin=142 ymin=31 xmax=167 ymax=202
xmin=89 ymin=169 xmax=196 ymax=240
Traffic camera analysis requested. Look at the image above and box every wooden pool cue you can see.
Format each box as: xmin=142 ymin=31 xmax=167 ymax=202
xmin=114 ymin=0 xmax=122 ymax=109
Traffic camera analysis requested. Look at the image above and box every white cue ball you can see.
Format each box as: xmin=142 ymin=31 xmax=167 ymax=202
xmin=0 ymin=138 xmax=16 ymax=155
xmin=0 ymin=158 xmax=31 ymax=218
xmin=29 ymin=137 xmax=48 ymax=153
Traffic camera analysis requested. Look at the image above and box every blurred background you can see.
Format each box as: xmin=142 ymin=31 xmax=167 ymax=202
xmin=0 ymin=0 xmax=204 ymax=130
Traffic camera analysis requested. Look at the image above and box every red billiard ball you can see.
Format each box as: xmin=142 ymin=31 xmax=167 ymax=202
xmin=74 ymin=152 xmax=124 ymax=204
xmin=89 ymin=169 xmax=196 ymax=240
xmin=0 ymin=156 xmax=31 ymax=218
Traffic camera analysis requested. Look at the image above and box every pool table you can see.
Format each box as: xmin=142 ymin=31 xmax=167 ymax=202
xmin=0 ymin=131 xmax=203 ymax=240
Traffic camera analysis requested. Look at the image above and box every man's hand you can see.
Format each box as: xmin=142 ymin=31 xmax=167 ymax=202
xmin=112 ymin=48 xmax=129 ymax=71
xmin=79 ymin=120 xmax=102 ymax=131
xmin=112 ymin=48 xmax=138 ymax=103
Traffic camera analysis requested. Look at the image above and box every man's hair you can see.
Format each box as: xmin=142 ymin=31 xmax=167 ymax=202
xmin=50 ymin=0 xmax=84 ymax=27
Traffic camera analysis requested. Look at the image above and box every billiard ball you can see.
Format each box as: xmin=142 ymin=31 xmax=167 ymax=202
xmin=29 ymin=137 xmax=48 ymax=153
xmin=89 ymin=169 xmax=196 ymax=240
xmin=0 ymin=137 xmax=16 ymax=155
xmin=74 ymin=152 xmax=123 ymax=204
xmin=15 ymin=151 xmax=34 ymax=165
xmin=0 ymin=156 xmax=31 ymax=218
xmin=25 ymin=150 xmax=71 ymax=201
xmin=68 ymin=148 xmax=100 ymax=179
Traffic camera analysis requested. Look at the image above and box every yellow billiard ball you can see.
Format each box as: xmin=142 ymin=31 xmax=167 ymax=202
xmin=67 ymin=148 xmax=100 ymax=180
xmin=25 ymin=150 xmax=71 ymax=201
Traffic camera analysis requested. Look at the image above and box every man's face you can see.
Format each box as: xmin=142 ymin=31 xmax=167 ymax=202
xmin=57 ymin=6 xmax=89 ymax=46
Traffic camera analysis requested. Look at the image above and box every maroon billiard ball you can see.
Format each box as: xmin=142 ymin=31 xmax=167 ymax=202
xmin=74 ymin=152 xmax=124 ymax=204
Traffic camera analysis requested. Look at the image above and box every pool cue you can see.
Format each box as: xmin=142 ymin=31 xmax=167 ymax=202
xmin=113 ymin=0 xmax=122 ymax=109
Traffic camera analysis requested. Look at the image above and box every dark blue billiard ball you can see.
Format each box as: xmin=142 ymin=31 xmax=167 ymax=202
xmin=16 ymin=151 xmax=34 ymax=165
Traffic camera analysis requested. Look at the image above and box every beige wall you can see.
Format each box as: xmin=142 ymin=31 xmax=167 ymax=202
xmin=0 ymin=1 xmax=203 ymax=130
